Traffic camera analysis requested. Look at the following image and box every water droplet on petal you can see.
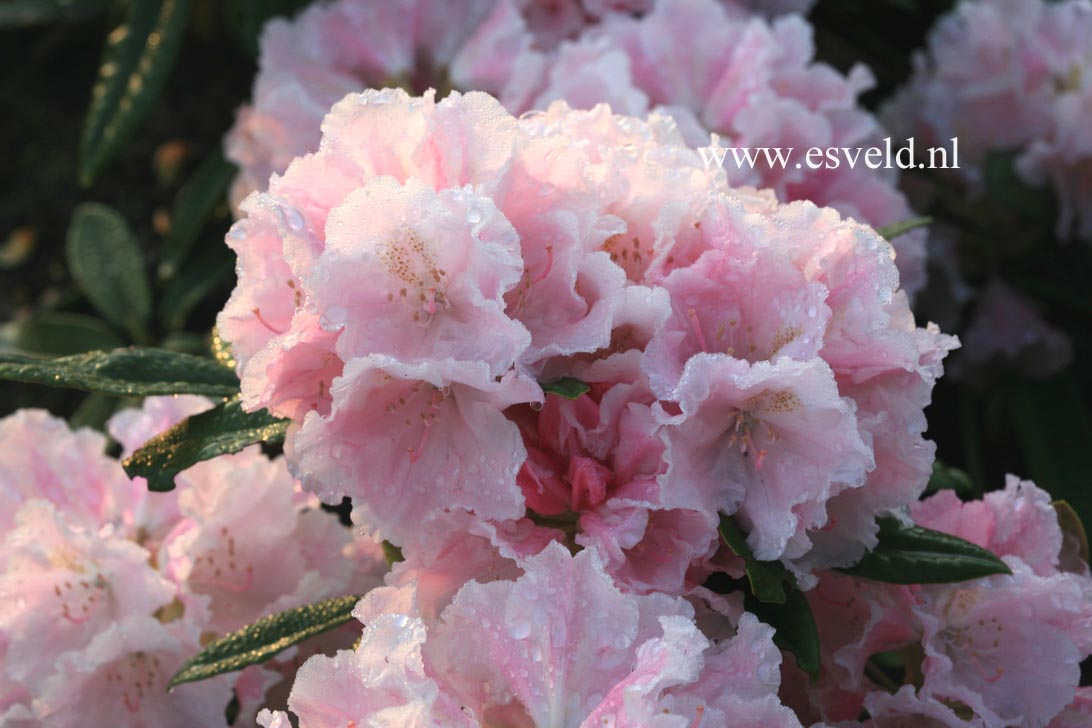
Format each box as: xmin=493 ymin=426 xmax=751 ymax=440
xmin=320 ymin=305 xmax=348 ymax=330
xmin=508 ymin=618 xmax=532 ymax=640
xmin=282 ymin=206 xmax=305 ymax=232
xmin=227 ymin=222 xmax=248 ymax=241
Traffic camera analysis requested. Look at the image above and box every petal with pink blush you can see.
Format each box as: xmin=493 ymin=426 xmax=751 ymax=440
xmin=317 ymin=176 xmax=529 ymax=373
xmin=288 ymin=355 xmax=540 ymax=544
xmin=0 ymin=501 xmax=176 ymax=688
xmin=661 ymin=354 xmax=872 ymax=561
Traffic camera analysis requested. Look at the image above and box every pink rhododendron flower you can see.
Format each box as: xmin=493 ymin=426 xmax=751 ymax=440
xmin=535 ymin=0 xmax=927 ymax=298
xmin=228 ymin=0 xmax=925 ymax=298
xmin=221 ymin=87 xmax=951 ymax=590
xmin=225 ymin=0 xmax=556 ymax=206
xmin=888 ymin=0 xmax=1092 ymax=239
xmin=0 ymin=402 xmax=388 ymax=724
xmin=32 ymin=616 xmax=235 ymax=727
xmin=787 ymin=476 xmax=1092 ymax=726
xmin=0 ymin=409 xmax=133 ymax=534
xmin=950 ymin=279 xmax=1073 ymax=380
xmin=261 ymin=544 xmax=802 ymax=727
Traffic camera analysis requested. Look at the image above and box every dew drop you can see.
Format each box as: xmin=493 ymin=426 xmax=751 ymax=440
xmin=466 ymin=207 xmax=483 ymax=225
xmin=508 ymin=618 xmax=532 ymax=640
xmin=320 ymin=306 xmax=348 ymax=330
xmin=807 ymin=305 xmax=817 ymax=318
xmin=227 ymin=222 xmax=248 ymax=241
xmin=283 ymin=206 xmax=305 ymax=232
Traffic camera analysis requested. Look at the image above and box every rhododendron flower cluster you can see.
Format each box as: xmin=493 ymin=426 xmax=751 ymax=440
xmin=226 ymin=0 xmax=926 ymax=299
xmin=789 ymin=477 xmax=1092 ymax=727
xmin=219 ymin=88 xmax=953 ymax=594
xmin=210 ymin=84 xmax=980 ymax=724
xmin=888 ymin=0 xmax=1092 ymax=242
xmin=0 ymin=398 xmax=387 ymax=726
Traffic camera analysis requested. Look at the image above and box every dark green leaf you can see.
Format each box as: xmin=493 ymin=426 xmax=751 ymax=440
xmin=158 ymin=240 xmax=234 ymax=330
xmin=838 ymin=516 xmax=1011 ymax=584
xmin=0 ymin=0 xmax=110 ymax=26
xmin=703 ymin=571 xmax=820 ymax=679
xmin=69 ymin=392 xmax=120 ymax=432
xmin=984 ymin=151 xmax=1056 ymax=226
xmin=158 ymin=153 xmax=235 ymax=280
xmin=1008 ymin=374 xmax=1092 ymax=532
xmin=0 ymin=347 xmax=239 ymax=396
xmin=540 ymin=377 xmax=590 ymax=400
xmin=925 ymin=460 xmax=975 ymax=496
xmin=224 ymin=0 xmax=311 ymax=55
xmin=751 ymin=584 xmax=821 ymax=678
xmin=79 ymin=0 xmax=193 ymax=183
xmin=15 ymin=311 xmax=125 ymax=356
xmin=66 ymin=203 xmax=153 ymax=341
xmin=123 ymin=399 xmax=288 ymax=491
xmin=169 ymin=593 xmax=360 ymax=688
xmin=718 ymin=515 xmax=791 ymax=604
xmin=875 ymin=216 xmax=931 ymax=241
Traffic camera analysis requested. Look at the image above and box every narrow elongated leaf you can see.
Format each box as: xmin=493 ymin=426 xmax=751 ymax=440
xmin=875 ymin=216 xmax=931 ymax=241
xmin=541 ymin=377 xmax=590 ymax=400
xmin=69 ymin=391 xmax=120 ymax=432
xmin=718 ymin=515 xmax=791 ymax=604
xmin=0 ymin=0 xmax=110 ymax=26
xmin=0 ymin=348 xmax=239 ymax=396
xmin=66 ymin=203 xmax=153 ymax=341
xmin=925 ymin=460 xmax=975 ymax=496
xmin=79 ymin=0 xmax=193 ymax=183
xmin=15 ymin=311 xmax=125 ymax=356
xmin=158 ymin=241 xmax=234 ymax=330
xmin=703 ymin=571 xmax=820 ymax=679
xmin=123 ymin=399 xmax=288 ymax=491
xmin=749 ymin=585 xmax=821 ymax=679
xmin=1008 ymin=374 xmax=1092 ymax=532
xmin=158 ymin=153 xmax=235 ymax=280
xmin=838 ymin=516 xmax=1011 ymax=584
xmin=169 ymin=594 xmax=360 ymax=688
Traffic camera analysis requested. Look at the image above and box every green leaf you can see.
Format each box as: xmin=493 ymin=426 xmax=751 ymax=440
xmin=69 ymin=392 xmax=120 ymax=432
xmin=15 ymin=311 xmax=125 ymax=356
xmin=65 ymin=203 xmax=153 ymax=342
xmin=718 ymin=515 xmax=791 ymax=604
xmin=123 ymin=398 xmax=288 ymax=491
xmin=224 ymin=0 xmax=311 ymax=55
xmin=1008 ymin=374 xmax=1092 ymax=532
xmin=0 ymin=0 xmax=111 ymax=27
xmin=752 ymin=583 xmax=821 ymax=678
xmin=540 ymin=377 xmax=590 ymax=400
xmin=704 ymin=571 xmax=820 ymax=679
xmin=78 ymin=0 xmax=193 ymax=183
xmin=875 ymin=216 xmax=932 ymax=241
xmin=0 ymin=347 xmax=239 ymax=396
xmin=158 ymin=240 xmax=234 ymax=330
xmin=984 ymin=151 xmax=1056 ymax=226
xmin=168 ymin=593 xmax=360 ymax=688
xmin=837 ymin=516 xmax=1012 ymax=584
xmin=158 ymin=153 xmax=235 ymax=280
xmin=925 ymin=460 xmax=975 ymax=496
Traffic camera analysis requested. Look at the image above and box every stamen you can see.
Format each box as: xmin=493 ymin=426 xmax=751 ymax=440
xmin=251 ymin=307 xmax=286 ymax=334
xmin=687 ymin=308 xmax=709 ymax=352
xmin=532 ymin=245 xmax=555 ymax=285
